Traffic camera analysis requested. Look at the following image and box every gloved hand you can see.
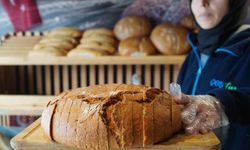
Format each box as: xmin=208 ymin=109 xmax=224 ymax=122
xmin=173 ymin=94 xmax=229 ymax=134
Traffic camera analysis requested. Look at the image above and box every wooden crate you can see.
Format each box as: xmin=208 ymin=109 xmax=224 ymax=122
xmin=0 ymin=32 xmax=186 ymax=126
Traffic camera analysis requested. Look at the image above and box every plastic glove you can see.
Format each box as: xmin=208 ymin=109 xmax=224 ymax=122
xmin=173 ymin=94 xmax=229 ymax=134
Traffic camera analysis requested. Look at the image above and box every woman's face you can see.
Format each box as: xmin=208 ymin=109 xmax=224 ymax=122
xmin=191 ymin=0 xmax=229 ymax=29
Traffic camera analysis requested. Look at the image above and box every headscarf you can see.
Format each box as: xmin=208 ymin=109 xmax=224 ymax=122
xmin=190 ymin=0 xmax=248 ymax=55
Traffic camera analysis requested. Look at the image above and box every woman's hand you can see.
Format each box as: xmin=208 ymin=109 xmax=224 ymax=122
xmin=172 ymin=94 xmax=229 ymax=134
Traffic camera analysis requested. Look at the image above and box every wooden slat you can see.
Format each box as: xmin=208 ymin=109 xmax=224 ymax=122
xmin=34 ymin=32 xmax=41 ymax=36
xmin=45 ymin=66 xmax=51 ymax=95
xmin=108 ymin=65 xmax=114 ymax=84
xmin=6 ymin=115 xmax=10 ymax=126
xmin=135 ymin=65 xmax=142 ymax=85
xmin=28 ymin=66 xmax=35 ymax=94
xmin=25 ymin=31 xmax=32 ymax=37
xmin=89 ymin=65 xmax=95 ymax=86
xmin=0 ymin=95 xmax=52 ymax=115
xmin=117 ymin=65 xmax=123 ymax=84
xmin=99 ymin=65 xmax=105 ymax=85
xmin=36 ymin=66 xmax=43 ymax=95
xmin=0 ymin=116 xmax=3 ymax=126
xmin=0 ymin=67 xmax=4 ymax=93
xmin=0 ymin=115 xmax=8 ymax=126
xmin=71 ymin=66 xmax=78 ymax=89
xmin=53 ymin=66 xmax=60 ymax=95
xmin=16 ymin=32 xmax=24 ymax=37
xmin=8 ymin=32 xmax=14 ymax=36
xmin=62 ymin=66 xmax=69 ymax=91
xmin=80 ymin=65 xmax=87 ymax=87
xmin=164 ymin=65 xmax=170 ymax=91
xmin=154 ymin=65 xmax=161 ymax=89
xmin=0 ymin=116 xmax=9 ymax=127
xmin=4 ymin=116 xmax=8 ymax=126
xmin=126 ymin=65 xmax=132 ymax=84
xmin=145 ymin=65 xmax=151 ymax=87
xmin=18 ymin=66 xmax=25 ymax=94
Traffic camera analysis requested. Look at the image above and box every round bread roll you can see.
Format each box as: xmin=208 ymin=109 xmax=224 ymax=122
xmin=80 ymin=34 xmax=117 ymax=46
xmin=47 ymin=27 xmax=82 ymax=38
xmin=150 ymin=23 xmax=190 ymax=55
xmin=67 ymin=48 xmax=109 ymax=57
xmin=119 ymin=36 xmax=157 ymax=56
xmin=28 ymin=47 xmax=67 ymax=57
xmin=41 ymin=84 xmax=182 ymax=149
xmin=114 ymin=16 xmax=152 ymax=40
xmin=83 ymin=28 xmax=114 ymax=38
xmin=77 ymin=41 xmax=116 ymax=54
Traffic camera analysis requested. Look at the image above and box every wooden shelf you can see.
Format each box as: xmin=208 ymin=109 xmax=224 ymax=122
xmin=0 ymin=55 xmax=186 ymax=65
xmin=0 ymin=95 xmax=53 ymax=115
xmin=0 ymin=32 xmax=186 ymax=65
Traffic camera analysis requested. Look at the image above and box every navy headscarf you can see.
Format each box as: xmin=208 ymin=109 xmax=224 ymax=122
xmin=190 ymin=0 xmax=248 ymax=55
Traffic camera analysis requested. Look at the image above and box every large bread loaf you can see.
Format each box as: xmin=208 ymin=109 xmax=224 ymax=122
xmin=41 ymin=84 xmax=182 ymax=149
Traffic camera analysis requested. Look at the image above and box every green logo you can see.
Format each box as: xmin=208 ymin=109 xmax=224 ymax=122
xmin=224 ymin=82 xmax=237 ymax=90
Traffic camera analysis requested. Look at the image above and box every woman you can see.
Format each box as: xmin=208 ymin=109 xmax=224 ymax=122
xmin=175 ymin=0 xmax=250 ymax=134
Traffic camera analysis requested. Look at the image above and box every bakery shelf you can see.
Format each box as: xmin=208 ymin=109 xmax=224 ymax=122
xmin=0 ymin=32 xmax=186 ymax=66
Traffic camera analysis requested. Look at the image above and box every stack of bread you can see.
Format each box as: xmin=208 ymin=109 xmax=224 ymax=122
xmin=114 ymin=16 xmax=157 ymax=56
xmin=41 ymin=84 xmax=182 ymax=149
xmin=29 ymin=27 xmax=82 ymax=57
xmin=67 ymin=28 xmax=117 ymax=57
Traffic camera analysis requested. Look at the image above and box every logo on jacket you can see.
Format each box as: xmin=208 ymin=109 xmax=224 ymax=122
xmin=210 ymin=79 xmax=237 ymax=90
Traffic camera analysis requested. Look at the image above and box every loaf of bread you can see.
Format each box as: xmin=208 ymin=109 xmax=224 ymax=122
xmin=28 ymin=47 xmax=68 ymax=57
xmin=39 ymin=36 xmax=79 ymax=45
xmin=29 ymin=27 xmax=81 ymax=57
xmin=83 ymin=28 xmax=114 ymax=38
xmin=77 ymin=41 xmax=116 ymax=54
xmin=76 ymin=28 xmax=117 ymax=55
xmin=41 ymin=84 xmax=182 ymax=149
xmin=33 ymin=41 xmax=75 ymax=51
xmin=119 ymin=36 xmax=157 ymax=56
xmin=150 ymin=23 xmax=190 ymax=55
xmin=81 ymin=34 xmax=117 ymax=46
xmin=114 ymin=16 xmax=152 ymax=40
xmin=67 ymin=48 xmax=109 ymax=57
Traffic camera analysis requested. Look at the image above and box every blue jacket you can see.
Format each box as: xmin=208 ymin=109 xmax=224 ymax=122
xmin=177 ymin=26 xmax=250 ymax=124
